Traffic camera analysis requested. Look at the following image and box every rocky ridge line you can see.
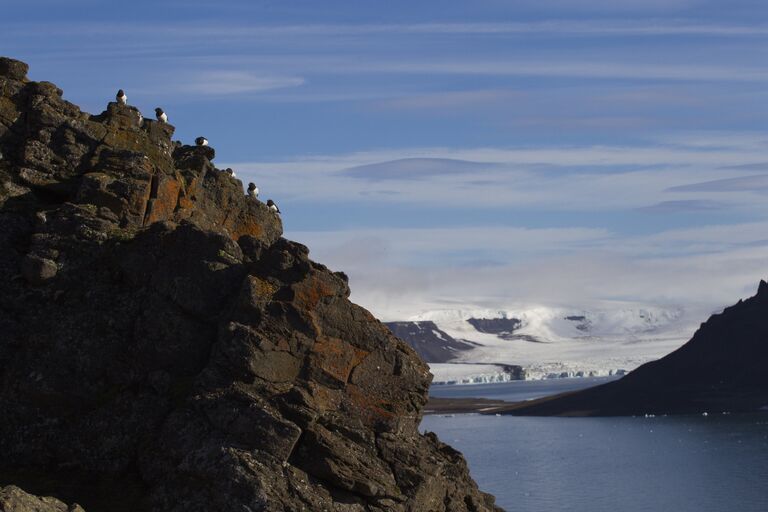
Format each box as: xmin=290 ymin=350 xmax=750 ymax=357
xmin=0 ymin=57 xmax=502 ymax=512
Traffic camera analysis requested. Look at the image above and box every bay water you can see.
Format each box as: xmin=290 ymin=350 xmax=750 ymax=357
xmin=423 ymin=379 xmax=768 ymax=512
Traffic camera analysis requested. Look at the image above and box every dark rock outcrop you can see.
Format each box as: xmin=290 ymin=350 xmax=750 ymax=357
xmin=465 ymin=317 xmax=541 ymax=343
xmin=384 ymin=321 xmax=476 ymax=363
xmin=0 ymin=57 xmax=501 ymax=511
xmin=466 ymin=318 xmax=522 ymax=339
xmin=500 ymin=281 xmax=768 ymax=416
xmin=0 ymin=486 xmax=84 ymax=512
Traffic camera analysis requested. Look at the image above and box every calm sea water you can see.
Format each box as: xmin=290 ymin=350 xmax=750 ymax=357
xmin=423 ymin=379 xmax=768 ymax=512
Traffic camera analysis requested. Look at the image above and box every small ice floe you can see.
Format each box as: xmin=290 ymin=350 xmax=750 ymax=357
xmin=495 ymin=413 xmax=501 ymax=417
xmin=644 ymin=414 xmax=656 ymax=418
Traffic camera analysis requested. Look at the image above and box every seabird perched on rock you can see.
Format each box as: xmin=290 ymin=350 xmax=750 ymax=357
xmin=266 ymin=199 xmax=280 ymax=214
xmin=155 ymin=108 xmax=167 ymax=123
xmin=195 ymin=136 xmax=208 ymax=146
xmin=225 ymin=168 xmax=237 ymax=178
xmin=136 ymin=111 xmax=143 ymax=126
xmin=247 ymin=182 xmax=258 ymax=199
xmin=116 ymin=89 xmax=127 ymax=105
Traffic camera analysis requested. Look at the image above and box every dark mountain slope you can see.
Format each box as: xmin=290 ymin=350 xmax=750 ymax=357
xmin=384 ymin=321 xmax=476 ymax=363
xmin=499 ymin=281 xmax=768 ymax=416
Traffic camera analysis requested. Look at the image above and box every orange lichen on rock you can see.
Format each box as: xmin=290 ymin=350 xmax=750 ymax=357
xmin=345 ymin=383 xmax=398 ymax=427
xmin=292 ymin=274 xmax=335 ymax=312
xmin=311 ymin=336 xmax=369 ymax=384
xmin=226 ymin=214 xmax=265 ymax=240
xmin=144 ymin=173 xmax=181 ymax=225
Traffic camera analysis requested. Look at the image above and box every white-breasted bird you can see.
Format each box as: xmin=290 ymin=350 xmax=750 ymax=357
xmin=155 ymin=107 xmax=167 ymax=123
xmin=247 ymin=182 xmax=258 ymax=199
xmin=225 ymin=168 xmax=237 ymax=178
xmin=116 ymin=89 xmax=127 ymax=105
xmin=266 ymin=199 xmax=280 ymax=213
xmin=195 ymin=136 xmax=208 ymax=146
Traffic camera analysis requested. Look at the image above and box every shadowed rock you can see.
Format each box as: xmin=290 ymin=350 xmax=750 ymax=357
xmin=0 ymin=57 xmax=501 ymax=511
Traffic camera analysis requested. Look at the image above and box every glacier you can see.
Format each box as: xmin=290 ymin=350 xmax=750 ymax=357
xmin=405 ymin=303 xmax=708 ymax=385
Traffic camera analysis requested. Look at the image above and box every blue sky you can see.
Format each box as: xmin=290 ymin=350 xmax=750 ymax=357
xmin=3 ymin=0 xmax=768 ymax=317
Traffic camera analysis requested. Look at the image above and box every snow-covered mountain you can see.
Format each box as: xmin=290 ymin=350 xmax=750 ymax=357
xmin=390 ymin=304 xmax=703 ymax=384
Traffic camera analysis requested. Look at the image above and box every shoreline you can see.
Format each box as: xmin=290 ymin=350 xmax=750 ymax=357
xmin=424 ymin=396 xmax=512 ymax=415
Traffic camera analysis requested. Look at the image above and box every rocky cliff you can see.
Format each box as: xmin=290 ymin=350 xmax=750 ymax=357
xmin=0 ymin=57 xmax=501 ymax=512
xmin=500 ymin=281 xmax=768 ymax=416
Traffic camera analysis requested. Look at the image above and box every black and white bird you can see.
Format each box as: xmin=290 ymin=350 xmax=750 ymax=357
xmin=225 ymin=168 xmax=237 ymax=178
xmin=195 ymin=136 xmax=208 ymax=146
xmin=247 ymin=182 xmax=258 ymax=199
xmin=266 ymin=199 xmax=280 ymax=214
xmin=136 ymin=111 xmax=143 ymax=125
xmin=155 ymin=107 xmax=167 ymax=123
xmin=116 ymin=89 xmax=127 ymax=105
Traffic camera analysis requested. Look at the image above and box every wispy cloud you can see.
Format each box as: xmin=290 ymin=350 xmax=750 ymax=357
xmin=227 ymin=135 xmax=768 ymax=212
xmin=345 ymin=60 xmax=768 ymax=83
xmin=9 ymin=20 xmax=768 ymax=39
xmin=378 ymin=89 xmax=525 ymax=110
xmin=289 ymin=220 xmax=768 ymax=319
xmin=341 ymin=158 xmax=500 ymax=181
xmin=178 ymin=71 xmax=304 ymax=95
xmin=293 ymin=225 xmax=612 ymax=263
xmin=128 ymin=71 xmax=305 ymax=97
xmin=637 ymin=199 xmax=726 ymax=213
xmin=720 ymin=162 xmax=768 ymax=171
xmin=668 ymin=174 xmax=768 ymax=192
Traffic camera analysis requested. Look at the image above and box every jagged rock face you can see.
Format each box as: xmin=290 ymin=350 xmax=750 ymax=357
xmin=0 ymin=486 xmax=84 ymax=512
xmin=0 ymin=57 xmax=501 ymax=511
xmin=505 ymin=281 xmax=768 ymax=416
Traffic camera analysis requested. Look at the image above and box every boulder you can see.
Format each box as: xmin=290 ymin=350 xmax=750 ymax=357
xmin=0 ymin=57 xmax=28 ymax=80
